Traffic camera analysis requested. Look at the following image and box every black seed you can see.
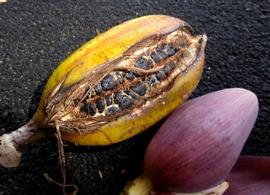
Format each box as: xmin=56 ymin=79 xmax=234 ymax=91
xmin=101 ymin=74 xmax=117 ymax=90
xmin=114 ymin=92 xmax=123 ymax=104
xmin=147 ymin=75 xmax=158 ymax=85
xmin=106 ymin=106 xmax=119 ymax=116
xmin=80 ymin=104 xmax=89 ymax=114
xmin=131 ymin=83 xmax=147 ymax=96
xmin=96 ymin=98 xmax=105 ymax=113
xmin=162 ymin=44 xmax=176 ymax=57
xmin=119 ymin=96 xmax=134 ymax=110
xmin=164 ymin=63 xmax=176 ymax=75
xmin=106 ymin=96 xmax=113 ymax=106
xmin=164 ymin=66 xmax=170 ymax=74
xmin=150 ymin=49 xmax=167 ymax=63
xmin=157 ymin=49 xmax=167 ymax=59
xmin=88 ymin=104 xmax=97 ymax=115
xmin=135 ymin=57 xmax=152 ymax=70
xmin=80 ymin=103 xmax=96 ymax=116
xmin=126 ymin=71 xmax=135 ymax=80
xmin=167 ymin=48 xmax=176 ymax=56
xmin=168 ymin=62 xmax=176 ymax=70
xmin=150 ymin=51 xmax=162 ymax=63
xmin=156 ymin=70 xmax=166 ymax=80
xmin=161 ymin=44 xmax=169 ymax=49
xmin=94 ymin=84 xmax=103 ymax=94
xmin=124 ymin=89 xmax=138 ymax=99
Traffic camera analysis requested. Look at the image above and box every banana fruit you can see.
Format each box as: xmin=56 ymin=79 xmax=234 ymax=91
xmin=0 ymin=15 xmax=207 ymax=167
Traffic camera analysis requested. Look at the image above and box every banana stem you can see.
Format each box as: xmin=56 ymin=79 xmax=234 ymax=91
xmin=0 ymin=119 xmax=48 ymax=168
xmin=120 ymin=174 xmax=229 ymax=195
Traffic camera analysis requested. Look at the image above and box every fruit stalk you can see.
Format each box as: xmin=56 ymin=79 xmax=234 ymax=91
xmin=0 ymin=120 xmax=48 ymax=167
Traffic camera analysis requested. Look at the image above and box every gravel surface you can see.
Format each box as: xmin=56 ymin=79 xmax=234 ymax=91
xmin=0 ymin=0 xmax=269 ymax=194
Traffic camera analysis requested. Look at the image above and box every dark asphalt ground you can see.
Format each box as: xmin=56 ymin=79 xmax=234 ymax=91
xmin=0 ymin=0 xmax=269 ymax=194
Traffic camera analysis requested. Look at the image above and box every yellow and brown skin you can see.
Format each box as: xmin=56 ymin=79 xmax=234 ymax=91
xmin=33 ymin=15 xmax=207 ymax=145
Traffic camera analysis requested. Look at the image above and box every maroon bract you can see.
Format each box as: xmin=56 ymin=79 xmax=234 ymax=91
xmin=144 ymin=88 xmax=258 ymax=193
xmin=225 ymin=156 xmax=270 ymax=195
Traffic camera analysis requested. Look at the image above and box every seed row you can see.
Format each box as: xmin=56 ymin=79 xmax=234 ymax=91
xmin=80 ymin=62 xmax=176 ymax=117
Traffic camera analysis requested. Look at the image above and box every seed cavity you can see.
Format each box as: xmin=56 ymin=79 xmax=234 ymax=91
xmin=79 ymin=60 xmax=176 ymax=116
xmin=76 ymin=36 xmax=193 ymax=118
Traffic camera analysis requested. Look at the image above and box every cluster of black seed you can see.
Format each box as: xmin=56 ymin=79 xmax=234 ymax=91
xmin=80 ymin=44 xmax=177 ymax=116
xmin=80 ymin=71 xmax=146 ymax=116
xmin=134 ymin=44 xmax=176 ymax=70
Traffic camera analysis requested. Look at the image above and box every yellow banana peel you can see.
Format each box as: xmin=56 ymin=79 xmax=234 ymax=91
xmin=0 ymin=15 xmax=207 ymax=167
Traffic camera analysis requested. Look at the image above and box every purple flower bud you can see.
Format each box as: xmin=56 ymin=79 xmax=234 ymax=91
xmin=144 ymin=88 xmax=258 ymax=193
